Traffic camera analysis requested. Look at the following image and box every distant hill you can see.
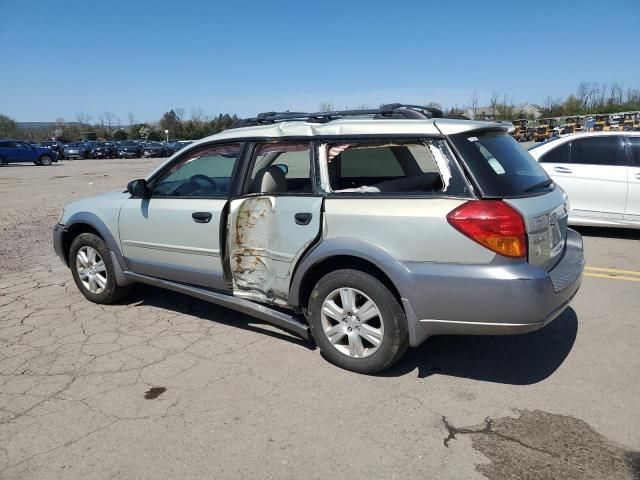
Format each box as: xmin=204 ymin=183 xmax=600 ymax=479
xmin=18 ymin=122 xmax=81 ymax=130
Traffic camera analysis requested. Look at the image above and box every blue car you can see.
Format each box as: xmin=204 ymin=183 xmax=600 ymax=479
xmin=0 ymin=140 xmax=58 ymax=166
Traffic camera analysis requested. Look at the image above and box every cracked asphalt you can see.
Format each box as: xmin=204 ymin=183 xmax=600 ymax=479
xmin=1 ymin=159 xmax=639 ymax=479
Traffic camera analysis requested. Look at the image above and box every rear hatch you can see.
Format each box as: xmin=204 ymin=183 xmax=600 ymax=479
xmin=445 ymin=128 xmax=568 ymax=271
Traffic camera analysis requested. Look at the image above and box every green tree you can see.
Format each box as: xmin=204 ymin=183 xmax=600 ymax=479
xmin=112 ymin=129 xmax=128 ymax=141
xmin=159 ymin=109 xmax=182 ymax=138
xmin=0 ymin=114 xmax=18 ymax=137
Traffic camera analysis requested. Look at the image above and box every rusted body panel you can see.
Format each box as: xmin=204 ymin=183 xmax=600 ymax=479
xmin=228 ymin=196 xmax=323 ymax=306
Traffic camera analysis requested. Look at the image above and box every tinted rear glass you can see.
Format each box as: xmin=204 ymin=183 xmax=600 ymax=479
xmin=450 ymin=131 xmax=551 ymax=197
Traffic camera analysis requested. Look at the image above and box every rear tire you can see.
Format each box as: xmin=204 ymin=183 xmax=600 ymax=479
xmin=307 ymin=269 xmax=409 ymax=374
xmin=39 ymin=154 xmax=53 ymax=166
xmin=69 ymin=233 xmax=131 ymax=304
xmin=0 ymin=156 xmax=5 ymax=166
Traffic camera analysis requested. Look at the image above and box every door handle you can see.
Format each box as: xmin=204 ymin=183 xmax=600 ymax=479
xmin=294 ymin=212 xmax=312 ymax=225
xmin=554 ymin=166 xmax=572 ymax=173
xmin=192 ymin=212 xmax=212 ymax=223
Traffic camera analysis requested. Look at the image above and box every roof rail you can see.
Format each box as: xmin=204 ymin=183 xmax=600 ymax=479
xmin=229 ymin=103 xmax=445 ymax=129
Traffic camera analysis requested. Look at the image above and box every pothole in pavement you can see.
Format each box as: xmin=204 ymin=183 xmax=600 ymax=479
xmin=443 ymin=410 xmax=639 ymax=480
xmin=144 ymin=387 xmax=167 ymax=400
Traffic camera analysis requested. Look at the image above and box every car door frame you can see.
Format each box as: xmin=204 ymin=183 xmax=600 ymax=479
xmin=623 ymin=134 xmax=640 ymax=221
xmin=225 ymin=139 xmax=324 ymax=306
xmin=119 ymin=140 xmax=250 ymax=290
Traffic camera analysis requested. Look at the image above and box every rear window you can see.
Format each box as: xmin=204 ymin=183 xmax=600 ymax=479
xmin=450 ymin=131 xmax=551 ymax=197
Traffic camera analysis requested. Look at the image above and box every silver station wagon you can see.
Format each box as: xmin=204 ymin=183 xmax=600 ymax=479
xmin=53 ymin=104 xmax=584 ymax=373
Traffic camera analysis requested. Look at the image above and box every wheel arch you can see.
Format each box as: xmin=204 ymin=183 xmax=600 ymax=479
xmin=62 ymin=212 xmax=126 ymax=271
xmin=289 ymin=238 xmax=407 ymax=310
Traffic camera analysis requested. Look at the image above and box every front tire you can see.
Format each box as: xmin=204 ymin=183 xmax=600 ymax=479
xmin=307 ymin=269 xmax=409 ymax=374
xmin=69 ymin=233 xmax=131 ymax=304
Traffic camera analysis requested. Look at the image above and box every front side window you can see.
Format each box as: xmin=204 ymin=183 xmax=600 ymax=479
xmin=152 ymin=143 xmax=241 ymax=197
xmin=570 ymin=136 xmax=623 ymax=166
xmin=323 ymin=139 xmax=464 ymax=195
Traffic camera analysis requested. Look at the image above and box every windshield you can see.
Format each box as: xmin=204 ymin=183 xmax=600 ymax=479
xmin=123 ymin=141 xmax=137 ymax=146
xmin=450 ymin=131 xmax=552 ymax=197
xmin=146 ymin=142 xmax=162 ymax=147
xmin=68 ymin=142 xmax=84 ymax=147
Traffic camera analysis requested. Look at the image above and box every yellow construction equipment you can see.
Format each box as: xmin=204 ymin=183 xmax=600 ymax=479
xmin=622 ymin=113 xmax=639 ymax=131
xmin=510 ymin=119 xmax=532 ymax=142
xmin=593 ymin=115 xmax=610 ymax=132
xmin=533 ymin=118 xmax=558 ymax=141
xmin=562 ymin=116 xmax=583 ymax=134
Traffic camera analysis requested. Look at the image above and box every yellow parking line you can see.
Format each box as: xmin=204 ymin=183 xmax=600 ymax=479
xmin=585 ymin=266 xmax=640 ymax=277
xmin=584 ymin=272 xmax=640 ymax=282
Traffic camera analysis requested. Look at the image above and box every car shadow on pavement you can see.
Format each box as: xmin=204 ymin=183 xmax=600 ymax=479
xmin=574 ymin=226 xmax=640 ymax=240
xmin=122 ymin=284 xmax=316 ymax=350
xmin=381 ymin=308 xmax=578 ymax=384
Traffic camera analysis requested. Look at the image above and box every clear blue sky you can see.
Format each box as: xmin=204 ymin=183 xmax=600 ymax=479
xmin=1 ymin=0 xmax=638 ymax=122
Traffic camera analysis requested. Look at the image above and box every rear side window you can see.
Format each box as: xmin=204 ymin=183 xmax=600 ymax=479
xmin=340 ymin=146 xmax=404 ymax=178
xmin=450 ymin=131 xmax=551 ymax=197
xmin=323 ymin=139 xmax=468 ymax=195
xmin=540 ymin=142 xmax=570 ymax=163
xmin=570 ymin=137 xmax=623 ymax=166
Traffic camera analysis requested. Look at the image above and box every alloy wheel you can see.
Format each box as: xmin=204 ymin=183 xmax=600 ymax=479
xmin=320 ymin=287 xmax=384 ymax=358
xmin=75 ymin=246 xmax=107 ymax=294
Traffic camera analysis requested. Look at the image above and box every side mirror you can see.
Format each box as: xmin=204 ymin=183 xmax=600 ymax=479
xmin=127 ymin=179 xmax=148 ymax=198
xmin=274 ymin=163 xmax=289 ymax=175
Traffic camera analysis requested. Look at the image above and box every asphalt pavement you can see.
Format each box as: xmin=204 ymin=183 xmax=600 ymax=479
xmin=0 ymin=159 xmax=638 ymax=479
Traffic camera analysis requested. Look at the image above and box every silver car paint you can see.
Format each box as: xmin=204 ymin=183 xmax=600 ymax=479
xmin=55 ymin=117 xmax=582 ymax=346
xmin=118 ymin=197 xmax=228 ymax=289
xmin=323 ymin=198 xmax=495 ymax=264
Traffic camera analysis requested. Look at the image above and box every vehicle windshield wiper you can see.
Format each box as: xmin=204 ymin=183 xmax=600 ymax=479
xmin=524 ymin=178 xmax=554 ymax=192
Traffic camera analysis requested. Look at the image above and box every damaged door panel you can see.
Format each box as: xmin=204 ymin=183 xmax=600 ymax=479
xmin=228 ymin=195 xmax=323 ymax=306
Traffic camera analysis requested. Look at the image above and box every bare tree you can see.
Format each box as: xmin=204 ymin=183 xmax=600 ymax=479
xmin=190 ymin=107 xmax=205 ymax=123
xmin=75 ymin=112 xmax=93 ymax=130
xmin=468 ymin=91 xmax=478 ymax=119
xmin=489 ymin=92 xmax=499 ymax=119
xmin=127 ymin=112 xmax=136 ymax=128
xmin=100 ymin=111 xmax=117 ymax=136
xmin=318 ymin=102 xmax=334 ymax=112
xmin=174 ymin=108 xmax=185 ymax=123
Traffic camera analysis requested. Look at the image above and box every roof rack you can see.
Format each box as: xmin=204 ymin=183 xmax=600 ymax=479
xmin=230 ymin=103 xmax=448 ymax=129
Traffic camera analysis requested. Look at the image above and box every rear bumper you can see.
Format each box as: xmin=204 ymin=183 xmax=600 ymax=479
xmin=399 ymin=229 xmax=584 ymax=347
xmin=53 ymin=223 xmax=67 ymax=265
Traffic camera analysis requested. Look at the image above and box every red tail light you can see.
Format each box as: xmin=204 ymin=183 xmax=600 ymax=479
xmin=447 ymin=200 xmax=527 ymax=258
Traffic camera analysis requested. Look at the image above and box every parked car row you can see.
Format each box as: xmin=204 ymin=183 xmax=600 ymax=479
xmin=49 ymin=140 xmax=190 ymax=160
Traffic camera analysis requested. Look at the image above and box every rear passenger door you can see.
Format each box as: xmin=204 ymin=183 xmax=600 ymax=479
xmin=541 ymin=136 xmax=627 ymax=220
xmin=227 ymin=142 xmax=322 ymax=306
xmin=625 ymin=136 xmax=640 ymax=221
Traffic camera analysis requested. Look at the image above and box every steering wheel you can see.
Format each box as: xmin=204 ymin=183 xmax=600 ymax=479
xmin=189 ymin=174 xmax=218 ymax=192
